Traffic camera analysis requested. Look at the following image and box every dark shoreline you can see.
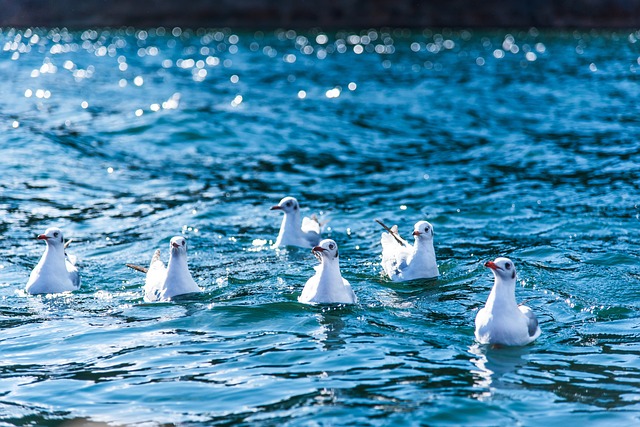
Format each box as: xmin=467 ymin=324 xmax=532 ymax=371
xmin=1 ymin=0 xmax=639 ymax=29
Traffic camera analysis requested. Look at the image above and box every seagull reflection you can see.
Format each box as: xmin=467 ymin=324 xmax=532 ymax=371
xmin=468 ymin=343 xmax=531 ymax=399
xmin=311 ymin=309 xmax=347 ymax=351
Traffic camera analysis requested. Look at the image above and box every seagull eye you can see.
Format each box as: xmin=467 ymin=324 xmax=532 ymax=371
xmin=505 ymin=263 xmax=511 ymax=269
xmin=53 ymin=232 xmax=59 ymax=238
xmin=329 ymin=243 xmax=335 ymax=250
xmin=182 ymin=240 xmax=186 ymax=246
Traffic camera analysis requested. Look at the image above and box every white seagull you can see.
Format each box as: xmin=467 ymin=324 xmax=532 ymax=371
xmin=143 ymin=236 xmax=202 ymax=302
xmin=379 ymin=220 xmax=438 ymax=282
xmin=26 ymin=227 xmax=80 ymax=294
xmin=299 ymin=239 xmax=357 ymax=304
xmin=475 ymin=257 xmax=542 ymax=346
xmin=270 ymin=196 xmax=321 ymax=248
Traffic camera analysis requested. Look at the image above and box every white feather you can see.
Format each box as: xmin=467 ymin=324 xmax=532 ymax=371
xmin=143 ymin=237 xmax=201 ymax=302
xmin=299 ymin=239 xmax=357 ymax=304
xmin=380 ymin=221 xmax=438 ymax=282
xmin=475 ymin=257 xmax=542 ymax=346
xmin=272 ymin=197 xmax=322 ymax=248
xmin=26 ymin=227 xmax=80 ymax=295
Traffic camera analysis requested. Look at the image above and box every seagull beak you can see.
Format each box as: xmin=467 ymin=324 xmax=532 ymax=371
xmin=270 ymin=205 xmax=282 ymax=211
xmin=37 ymin=234 xmax=48 ymax=240
xmin=412 ymin=231 xmax=420 ymax=236
xmin=485 ymin=261 xmax=502 ymax=271
xmin=172 ymin=242 xmax=180 ymax=248
xmin=312 ymin=246 xmax=325 ymax=253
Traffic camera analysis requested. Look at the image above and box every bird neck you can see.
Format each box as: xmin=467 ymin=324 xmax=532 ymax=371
xmin=413 ymin=237 xmax=435 ymax=255
xmin=276 ymin=211 xmax=303 ymax=246
xmin=486 ymin=277 xmax=518 ymax=312
xmin=280 ymin=210 xmax=301 ymax=232
xmin=42 ymin=243 xmax=66 ymax=266
xmin=319 ymin=257 xmax=341 ymax=281
xmin=167 ymin=251 xmax=189 ymax=274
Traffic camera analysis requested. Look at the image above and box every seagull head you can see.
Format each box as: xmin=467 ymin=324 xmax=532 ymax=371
xmin=270 ymin=196 xmax=300 ymax=215
xmin=485 ymin=257 xmax=517 ymax=282
xmin=312 ymin=239 xmax=339 ymax=262
xmin=412 ymin=221 xmax=434 ymax=240
xmin=38 ymin=227 xmax=65 ymax=247
xmin=170 ymin=236 xmax=188 ymax=256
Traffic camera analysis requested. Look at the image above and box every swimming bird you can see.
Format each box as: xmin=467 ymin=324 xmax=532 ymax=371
xmin=270 ymin=196 xmax=321 ymax=248
xmin=299 ymin=239 xmax=357 ymax=304
xmin=379 ymin=220 xmax=438 ymax=282
xmin=143 ymin=236 xmax=202 ymax=302
xmin=475 ymin=257 xmax=542 ymax=346
xmin=26 ymin=227 xmax=80 ymax=294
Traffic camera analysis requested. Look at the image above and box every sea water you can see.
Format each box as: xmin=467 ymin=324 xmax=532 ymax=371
xmin=1 ymin=27 xmax=640 ymax=425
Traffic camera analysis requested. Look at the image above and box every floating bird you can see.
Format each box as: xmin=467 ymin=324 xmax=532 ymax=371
xmin=299 ymin=239 xmax=357 ymax=304
xmin=270 ymin=196 xmax=321 ymax=248
xmin=140 ymin=236 xmax=201 ymax=302
xmin=475 ymin=257 xmax=542 ymax=346
xmin=26 ymin=227 xmax=80 ymax=294
xmin=378 ymin=219 xmax=438 ymax=282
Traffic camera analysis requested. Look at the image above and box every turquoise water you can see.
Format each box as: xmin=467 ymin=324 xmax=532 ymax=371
xmin=1 ymin=27 xmax=640 ymax=425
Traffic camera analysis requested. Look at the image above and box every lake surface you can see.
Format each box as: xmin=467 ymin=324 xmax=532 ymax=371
xmin=1 ymin=27 xmax=640 ymax=426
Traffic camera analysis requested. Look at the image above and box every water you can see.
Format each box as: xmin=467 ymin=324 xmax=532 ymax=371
xmin=1 ymin=27 xmax=640 ymax=425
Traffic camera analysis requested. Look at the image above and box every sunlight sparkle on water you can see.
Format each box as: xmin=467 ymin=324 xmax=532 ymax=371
xmin=325 ymin=87 xmax=341 ymax=98
xmin=1 ymin=27 xmax=639 ymax=426
xmin=231 ymin=95 xmax=243 ymax=107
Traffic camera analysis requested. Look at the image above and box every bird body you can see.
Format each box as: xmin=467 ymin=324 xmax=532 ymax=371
xmin=299 ymin=239 xmax=356 ymax=304
xmin=26 ymin=227 xmax=80 ymax=294
xmin=380 ymin=221 xmax=438 ymax=282
xmin=144 ymin=236 xmax=201 ymax=302
xmin=271 ymin=196 xmax=321 ymax=248
xmin=475 ymin=257 xmax=541 ymax=346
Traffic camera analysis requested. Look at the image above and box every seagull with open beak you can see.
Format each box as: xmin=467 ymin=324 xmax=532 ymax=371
xmin=299 ymin=239 xmax=357 ymax=304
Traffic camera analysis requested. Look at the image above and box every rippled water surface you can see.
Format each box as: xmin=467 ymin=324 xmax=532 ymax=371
xmin=1 ymin=27 xmax=640 ymax=425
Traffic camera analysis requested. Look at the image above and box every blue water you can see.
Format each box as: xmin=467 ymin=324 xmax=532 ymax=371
xmin=1 ymin=27 xmax=640 ymax=425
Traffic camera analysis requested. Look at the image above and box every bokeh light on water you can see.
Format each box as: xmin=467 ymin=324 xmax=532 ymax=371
xmin=1 ymin=26 xmax=640 ymax=425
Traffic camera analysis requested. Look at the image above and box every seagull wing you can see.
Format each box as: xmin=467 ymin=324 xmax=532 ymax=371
xmin=381 ymin=230 xmax=411 ymax=279
xmin=64 ymin=249 xmax=80 ymax=289
xmin=341 ymin=277 xmax=357 ymax=303
xmin=519 ymin=305 xmax=541 ymax=338
xmin=144 ymin=249 xmax=167 ymax=301
xmin=299 ymin=271 xmax=321 ymax=303
xmin=66 ymin=261 xmax=80 ymax=289
xmin=302 ymin=216 xmax=321 ymax=234
xmin=301 ymin=216 xmax=322 ymax=246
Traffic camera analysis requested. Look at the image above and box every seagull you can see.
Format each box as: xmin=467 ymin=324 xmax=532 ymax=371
xmin=475 ymin=257 xmax=542 ymax=346
xmin=26 ymin=227 xmax=80 ymax=294
xmin=270 ymin=196 xmax=321 ymax=248
xmin=143 ymin=236 xmax=202 ymax=302
xmin=379 ymin=220 xmax=438 ymax=282
xmin=299 ymin=239 xmax=357 ymax=304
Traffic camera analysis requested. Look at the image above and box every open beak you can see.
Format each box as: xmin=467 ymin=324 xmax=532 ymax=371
xmin=312 ymin=245 xmax=325 ymax=261
xmin=37 ymin=234 xmax=48 ymax=240
xmin=270 ymin=205 xmax=282 ymax=211
xmin=412 ymin=231 xmax=420 ymax=236
xmin=485 ymin=261 xmax=502 ymax=271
